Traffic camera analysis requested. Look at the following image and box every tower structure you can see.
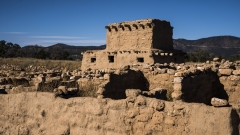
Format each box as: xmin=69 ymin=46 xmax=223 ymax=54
xmin=81 ymin=19 xmax=185 ymax=70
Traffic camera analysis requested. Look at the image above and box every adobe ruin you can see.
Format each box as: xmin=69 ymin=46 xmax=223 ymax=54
xmin=81 ymin=19 xmax=185 ymax=71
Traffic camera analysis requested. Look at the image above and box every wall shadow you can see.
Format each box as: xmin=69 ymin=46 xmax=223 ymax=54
xmin=231 ymin=109 xmax=240 ymax=135
xmin=181 ymin=71 xmax=228 ymax=105
xmin=103 ymin=70 xmax=149 ymax=99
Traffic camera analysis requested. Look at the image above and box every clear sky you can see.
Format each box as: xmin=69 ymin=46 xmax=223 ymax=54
xmin=0 ymin=0 xmax=239 ymax=47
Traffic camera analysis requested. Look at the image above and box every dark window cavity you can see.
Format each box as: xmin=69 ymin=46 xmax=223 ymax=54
xmin=91 ymin=57 xmax=96 ymax=63
xmin=137 ymin=57 xmax=144 ymax=62
xmin=108 ymin=56 xmax=114 ymax=63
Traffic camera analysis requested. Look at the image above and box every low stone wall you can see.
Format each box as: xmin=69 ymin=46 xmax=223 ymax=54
xmin=1 ymin=60 xmax=240 ymax=134
xmin=1 ymin=60 xmax=240 ymax=105
xmin=0 ymin=92 xmax=238 ymax=135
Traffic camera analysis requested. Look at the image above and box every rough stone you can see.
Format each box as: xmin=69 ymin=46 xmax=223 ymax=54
xmin=58 ymin=86 xmax=67 ymax=94
xmin=213 ymin=57 xmax=220 ymax=62
xmin=125 ymin=89 xmax=141 ymax=98
xmin=233 ymin=70 xmax=240 ymax=75
xmin=211 ymin=97 xmax=229 ymax=107
xmin=174 ymin=77 xmax=183 ymax=83
xmin=219 ymin=69 xmax=233 ymax=76
xmin=171 ymin=91 xmax=182 ymax=100
xmin=103 ymin=73 xmax=110 ymax=80
xmin=167 ymin=69 xmax=175 ymax=75
xmin=173 ymin=83 xmax=182 ymax=91
xmin=174 ymin=72 xmax=184 ymax=77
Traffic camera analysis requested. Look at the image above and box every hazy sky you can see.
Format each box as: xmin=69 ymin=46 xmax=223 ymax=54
xmin=0 ymin=0 xmax=239 ymax=46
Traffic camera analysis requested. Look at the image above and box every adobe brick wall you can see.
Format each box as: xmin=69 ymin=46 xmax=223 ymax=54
xmin=105 ymin=19 xmax=173 ymax=50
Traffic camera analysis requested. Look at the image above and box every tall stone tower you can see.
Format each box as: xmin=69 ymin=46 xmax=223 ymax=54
xmin=81 ymin=19 xmax=184 ymax=71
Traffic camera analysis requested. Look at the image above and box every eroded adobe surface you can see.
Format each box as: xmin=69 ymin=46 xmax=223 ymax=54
xmin=105 ymin=19 xmax=173 ymax=50
xmin=0 ymin=91 xmax=239 ymax=135
xmin=1 ymin=59 xmax=240 ymax=134
xmin=81 ymin=19 xmax=185 ymax=71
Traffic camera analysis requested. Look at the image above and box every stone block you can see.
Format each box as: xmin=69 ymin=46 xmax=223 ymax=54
xmin=103 ymin=73 xmax=110 ymax=80
xmin=232 ymin=70 xmax=240 ymax=75
xmin=218 ymin=69 xmax=233 ymax=76
xmin=173 ymin=83 xmax=182 ymax=91
xmin=174 ymin=77 xmax=183 ymax=83
xmin=167 ymin=69 xmax=175 ymax=75
xmin=174 ymin=72 xmax=184 ymax=77
xmin=211 ymin=97 xmax=228 ymax=107
xmin=125 ymin=89 xmax=141 ymax=98
xmin=58 ymin=86 xmax=67 ymax=94
xmin=227 ymin=75 xmax=240 ymax=81
xmin=171 ymin=91 xmax=182 ymax=100
xmin=213 ymin=57 xmax=219 ymax=62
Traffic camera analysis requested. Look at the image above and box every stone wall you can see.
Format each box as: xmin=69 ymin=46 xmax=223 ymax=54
xmin=1 ymin=60 xmax=240 ymax=134
xmin=1 ymin=59 xmax=240 ymax=106
xmin=81 ymin=49 xmax=184 ymax=71
xmin=0 ymin=92 xmax=238 ymax=135
xmin=171 ymin=60 xmax=240 ymax=105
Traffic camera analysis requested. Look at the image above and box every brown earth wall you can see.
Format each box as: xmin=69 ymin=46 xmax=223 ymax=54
xmin=0 ymin=92 xmax=238 ymax=135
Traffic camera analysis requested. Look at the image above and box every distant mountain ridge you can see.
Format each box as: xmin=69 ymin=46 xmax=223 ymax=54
xmin=22 ymin=35 xmax=240 ymax=59
xmin=173 ymin=36 xmax=240 ymax=58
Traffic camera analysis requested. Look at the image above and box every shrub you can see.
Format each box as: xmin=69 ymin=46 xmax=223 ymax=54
xmin=78 ymin=80 xmax=98 ymax=97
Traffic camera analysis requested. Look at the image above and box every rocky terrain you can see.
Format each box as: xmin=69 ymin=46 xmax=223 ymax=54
xmin=1 ymin=58 xmax=240 ymax=134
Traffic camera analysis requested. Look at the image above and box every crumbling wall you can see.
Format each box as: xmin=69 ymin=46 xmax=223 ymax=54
xmin=0 ymin=92 xmax=238 ymax=135
xmin=1 ymin=60 xmax=240 ymax=134
xmin=102 ymin=70 xmax=149 ymax=99
xmin=173 ymin=70 xmax=228 ymax=105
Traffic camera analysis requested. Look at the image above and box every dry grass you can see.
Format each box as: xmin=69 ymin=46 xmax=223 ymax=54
xmin=166 ymin=87 xmax=174 ymax=101
xmin=185 ymin=61 xmax=205 ymax=65
xmin=0 ymin=58 xmax=81 ymax=70
xmin=78 ymin=80 xmax=98 ymax=97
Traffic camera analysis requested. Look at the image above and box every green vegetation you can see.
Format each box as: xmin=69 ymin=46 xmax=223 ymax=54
xmin=185 ymin=48 xmax=217 ymax=62
xmin=0 ymin=40 xmax=71 ymax=60
xmin=185 ymin=48 xmax=240 ymax=62
xmin=0 ymin=40 xmax=22 ymax=57
xmin=229 ymin=54 xmax=240 ymax=62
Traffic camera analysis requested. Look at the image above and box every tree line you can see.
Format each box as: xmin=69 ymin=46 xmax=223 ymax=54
xmin=185 ymin=48 xmax=240 ymax=62
xmin=1 ymin=40 xmax=239 ymax=62
xmin=0 ymin=40 xmax=70 ymax=60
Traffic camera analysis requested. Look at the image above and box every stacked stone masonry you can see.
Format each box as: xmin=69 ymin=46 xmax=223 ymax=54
xmin=1 ymin=59 xmax=240 ymax=134
xmin=0 ymin=92 xmax=238 ymax=135
xmin=81 ymin=19 xmax=185 ymax=71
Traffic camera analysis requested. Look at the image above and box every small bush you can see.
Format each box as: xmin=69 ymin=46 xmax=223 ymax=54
xmin=78 ymin=80 xmax=98 ymax=97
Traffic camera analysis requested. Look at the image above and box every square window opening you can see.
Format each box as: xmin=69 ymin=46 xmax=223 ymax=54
xmin=108 ymin=56 xmax=114 ymax=63
xmin=91 ymin=57 xmax=96 ymax=63
xmin=137 ymin=57 xmax=144 ymax=63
